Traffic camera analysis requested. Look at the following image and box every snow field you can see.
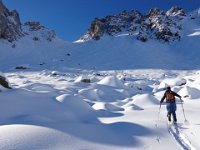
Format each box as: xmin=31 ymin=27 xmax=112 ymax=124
xmin=0 ymin=69 xmax=200 ymax=149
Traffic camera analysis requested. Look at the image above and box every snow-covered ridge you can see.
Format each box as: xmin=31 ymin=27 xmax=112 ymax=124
xmin=0 ymin=1 xmax=56 ymax=42
xmin=79 ymin=7 xmax=185 ymax=43
xmin=23 ymin=21 xmax=56 ymax=42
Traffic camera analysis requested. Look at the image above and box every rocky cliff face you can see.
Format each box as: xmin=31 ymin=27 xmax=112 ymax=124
xmin=0 ymin=0 xmax=23 ymax=42
xmin=0 ymin=1 xmax=55 ymax=42
xmin=80 ymin=7 xmax=185 ymax=43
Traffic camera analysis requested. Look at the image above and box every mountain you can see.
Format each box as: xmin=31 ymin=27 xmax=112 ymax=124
xmin=78 ymin=7 xmax=185 ymax=43
xmin=0 ymin=1 xmax=69 ymax=70
xmin=0 ymin=1 xmax=55 ymax=43
xmin=69 ymin=7 xmax=200 ymax=70
xmin=0 ymin=1 xmax=200 ymax=71
xmin=0 ymin=0 xmax=23 ymax=42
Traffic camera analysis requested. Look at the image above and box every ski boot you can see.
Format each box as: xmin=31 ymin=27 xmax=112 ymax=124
xmin=167 ymin=113 xmax=171 ymax=122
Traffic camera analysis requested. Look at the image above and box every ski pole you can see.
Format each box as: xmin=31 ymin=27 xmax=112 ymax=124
xmin=158 ymin=103 xmax=161 ymax=119
xmin=180 ymin=98 xmax=189 ymax=124
xmin=156 ymin=104 xmax=162 ymax=127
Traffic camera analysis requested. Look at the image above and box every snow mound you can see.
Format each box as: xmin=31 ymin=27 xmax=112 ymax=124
xmin=78 ymin=89 xmax=100 ymax=101
xmin=74 ymin=76 xmax=85 ymax=83
xmin=132 ymin=94 xmax=159 ymax=107
xmin=123 ymin=102 xmax=144 ymax=111
xmin=0 ymin=124 xmax=73 ymax=150
xmin=98 ymin=76 xmax=125 ymax=88
xmin=92 ymin=102 xmax=124 ymax=111
xmin=56 ymin=94 xmax=97 ymax=122
xmin=0 ymin=89 xmax=76 ymax=124
xmin=93 ymin=85 xmax=127 ymax=101
xmin=158 ymin=78 xmax=186 ymax=89
xmin=178 ymin=86 xmax=200 ymax=99
xmin=27 ymin=83 xmax=55 ymax=93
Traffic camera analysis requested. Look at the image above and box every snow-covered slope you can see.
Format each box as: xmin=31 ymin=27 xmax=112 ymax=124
xmin=2 ymin=31 xmax=197 ymax=71
xmin=1 ymin=9 xmax=200 ymax=71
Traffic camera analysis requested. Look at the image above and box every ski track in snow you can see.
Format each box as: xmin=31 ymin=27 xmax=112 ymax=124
xmin=168 ymin=124 xmax=196 ymax=150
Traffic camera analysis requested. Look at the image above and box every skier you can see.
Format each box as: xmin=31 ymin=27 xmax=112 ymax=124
xmin=160 ymin=86 xmax=181 ymax=123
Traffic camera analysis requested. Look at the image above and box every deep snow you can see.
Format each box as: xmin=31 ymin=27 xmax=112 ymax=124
xmin=0 ymin=70 xmax=200 ymax=150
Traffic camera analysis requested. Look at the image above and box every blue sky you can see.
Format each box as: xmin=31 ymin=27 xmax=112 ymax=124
xmin=4 ymin=0 xmax=200 ymax=41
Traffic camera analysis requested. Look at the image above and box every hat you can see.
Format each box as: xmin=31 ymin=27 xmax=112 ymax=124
xmin=166 ymin=86 xmax=171 ymax=90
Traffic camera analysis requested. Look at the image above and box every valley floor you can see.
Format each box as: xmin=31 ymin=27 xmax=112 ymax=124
xmin=0 ymin=69 xmax=200 ymax=150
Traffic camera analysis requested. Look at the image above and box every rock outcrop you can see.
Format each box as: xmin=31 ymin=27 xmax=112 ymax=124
xmin=0 ymin=1 xmax=56 ymax=42
xmin=0 ymin=0 xmax=23 ymax=42
xmin=80 ymin=7 xmax=185 ymax=43
xmin=0 ymin=74 xmax=11 ymax=89
xmin=24 ymin=21 xmax=56 ymax=41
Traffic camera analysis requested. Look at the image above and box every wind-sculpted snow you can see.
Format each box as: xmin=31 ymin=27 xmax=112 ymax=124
xmin=178 ymin=86 xmax=200 ymax=99
xmin=98 ymin=76 xmax=126 ymax=88
xmin=0 ymin=69 xmax=200 ymax=149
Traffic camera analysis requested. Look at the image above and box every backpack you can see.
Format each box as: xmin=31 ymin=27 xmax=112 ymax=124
xmin=166 ymin=91 xmax=175 ymax=101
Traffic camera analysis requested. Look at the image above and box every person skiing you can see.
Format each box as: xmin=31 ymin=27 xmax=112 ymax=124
xmin=160 ymin=86 xmax=181 ymax=123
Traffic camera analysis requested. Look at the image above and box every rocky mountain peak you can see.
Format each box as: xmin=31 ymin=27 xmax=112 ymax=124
xmin=10 ymin=9 xmax=21 ymax=26
xmin=148 ymin=8 xmax=163 ymax=17
xmin=0 ymin=0 xmax=24 ymax=42
xmin=0 ymin=1 xmax=56 ymax=42
xmin=0 ymin=0 xmax=9 ymax=15
xmin=166 ymin=7 xmax=186 ymax=16
xmin=80 ymin=7 xmax=185 ymax=43
xmin=80 ymin=10 xmax=143 ymax=41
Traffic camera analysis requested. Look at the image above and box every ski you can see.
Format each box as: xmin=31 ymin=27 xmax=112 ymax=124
xmin=167 ymin=121 xmax=180 ymax=128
